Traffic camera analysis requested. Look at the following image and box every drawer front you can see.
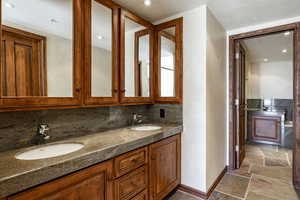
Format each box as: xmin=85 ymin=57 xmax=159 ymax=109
xmin=115 ymin=166 xmax=148 ymax=200
xmin=114 ymin=147 xmax=148 ymax=178
xmin=131 ymin=190 xmax=148 ymax=200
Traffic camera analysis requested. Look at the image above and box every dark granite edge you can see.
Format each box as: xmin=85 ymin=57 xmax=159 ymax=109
xmin=0 ymin=125 xmax=182 ymax=198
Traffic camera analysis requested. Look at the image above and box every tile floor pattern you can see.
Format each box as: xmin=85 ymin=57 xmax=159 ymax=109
xmin=165 ymin=143 xmax=300 ymax=200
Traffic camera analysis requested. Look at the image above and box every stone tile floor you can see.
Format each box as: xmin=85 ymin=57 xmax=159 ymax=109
xmin=165 ymin=143 xmax=300 ymax=200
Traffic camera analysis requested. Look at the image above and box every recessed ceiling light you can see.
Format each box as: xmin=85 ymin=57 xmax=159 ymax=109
xmin=4 ymin=2 xmax=15 ymax=8
xmin=50 ymin=19 xmax=59 ymax=24
xmin=284 ymin=31 xmax=291 ymax=36
xmin=264 ymin=58 xmax=269 ymax=62
xmin=144 ymin=0 xmax=151 ymax=6
xmin=282 ymin=49 xmax=288 ymax=53
xmin=97 ymin=35 xmax=104 ymax=40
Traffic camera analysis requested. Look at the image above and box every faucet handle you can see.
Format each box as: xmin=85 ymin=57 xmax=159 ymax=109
xmin=40 ymin=124 xmax=49 ymax=130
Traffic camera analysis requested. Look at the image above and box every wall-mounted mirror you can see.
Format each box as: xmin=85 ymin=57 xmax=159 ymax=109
xmin=155 ymin=18 xmax=182 ymax=103
xmin=134 ymin=30 xmax=151 ymax=97
xmin=0 ymin=0 xmax=82 ymax=108
xmin=2 ymin=0 xmax=74 ymax=97
xmin=120 ymin=10 xmax=153 ymax=103
xmin=158 ymin=27 xmax=176 ymax=97
xmin=84 ymin=0 xmax=119 ymax=105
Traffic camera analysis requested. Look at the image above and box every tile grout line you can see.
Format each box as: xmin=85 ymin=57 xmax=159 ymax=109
xmin=227 ymin=172 xmax=251 ymax=179
xmin=286 ymin=152 xmax=292 ymax=168
xmin=214 ymin=190 xmax=244 ymax=200
xmin=243 ymin=173 xmax=254 ymax=200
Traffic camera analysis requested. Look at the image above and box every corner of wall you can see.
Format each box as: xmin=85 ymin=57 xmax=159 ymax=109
xmin=205 ymin=7 xmax=227 ymax=192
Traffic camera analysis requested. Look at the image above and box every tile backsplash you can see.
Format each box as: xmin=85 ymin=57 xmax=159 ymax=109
xmin=0 ymin=104 xmax=182 ymax=153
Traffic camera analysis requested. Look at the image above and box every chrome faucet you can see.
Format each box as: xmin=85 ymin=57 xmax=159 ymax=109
xmin=37 ymin=124 xmax=50 ymax=140
xmin=132 ymin=113 xmax=143 ymax=126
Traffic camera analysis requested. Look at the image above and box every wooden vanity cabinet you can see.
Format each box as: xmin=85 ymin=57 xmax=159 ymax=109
xmin=8 ymin=161 xmax=114 ymax=200
xmin=5 ymin=135 xmax=181 ymax=200
xmin=149 ymin=135 xmax=181 ymax=200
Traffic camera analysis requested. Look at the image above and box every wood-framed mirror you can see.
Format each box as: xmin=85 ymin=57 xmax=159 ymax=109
xmin=83 ymin=0 xmax=119 ymax=105
xmin=120 ymin=9 xmax=154 ymax=104
xmin=154 ymin=18 xmax=183 ymax=104
xmin=0 ymin=0 xmax=83 ymax=110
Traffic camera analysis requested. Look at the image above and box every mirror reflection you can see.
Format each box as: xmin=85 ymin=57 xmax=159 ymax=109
xmin=1 ymin=0 xmax=73 ymax=97
xmin=91 ymin=0 xmax=113 ymax=97
xmin=159 ymin=27 xmax=176 ymax=97
xmin=125 ymin=18 xmax=150 ymax=97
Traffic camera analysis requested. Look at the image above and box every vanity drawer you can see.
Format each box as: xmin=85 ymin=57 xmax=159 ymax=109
xmin=114 ymin=165 xmax=148 ymax=200
xmin=114 ymin=147 xmax=148 ymax=178
xmin=131 ymin=190 xmax=148 ymax=200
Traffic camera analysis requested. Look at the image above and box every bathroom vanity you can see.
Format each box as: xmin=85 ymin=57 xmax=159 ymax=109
xmin=0 ymin=125 xmax=182 ymax=200
xmin=248 ymin=110 xmax=285 ymax=145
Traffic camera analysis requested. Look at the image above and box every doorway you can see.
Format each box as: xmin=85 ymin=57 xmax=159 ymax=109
xmin=229 ymin=22 xmax=300 ymax=187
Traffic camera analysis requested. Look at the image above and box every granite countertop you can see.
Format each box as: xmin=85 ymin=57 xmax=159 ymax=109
xmin=0 ymin=124 xmax=183 ymax=198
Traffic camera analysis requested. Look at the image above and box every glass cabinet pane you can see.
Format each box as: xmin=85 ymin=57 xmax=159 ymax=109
xmin=124 ymin=17 xmax=150 ymax=97
xmin=159 ymin=27 xmax=176 ymax=97
xmin=1 ymin=0 xmax=73 ymax=97
xmin=91 ymin=0 xmax=113 ymax=97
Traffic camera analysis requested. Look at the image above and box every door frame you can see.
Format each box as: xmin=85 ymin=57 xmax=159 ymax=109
xmin=228 ymin=22 xmax=300 ymax=187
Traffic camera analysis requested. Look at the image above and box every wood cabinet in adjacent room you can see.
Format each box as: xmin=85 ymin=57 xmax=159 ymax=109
xmin=251 ymin=115 xmax=281 ymax=144
xmin=149 ymin=135 xmax=181 ymax=200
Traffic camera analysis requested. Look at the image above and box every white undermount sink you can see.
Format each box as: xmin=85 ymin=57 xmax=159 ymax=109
xmin=131 ymin=125 xmax=162 ymax=131
xmin=15 ymin=143 xmax=84 ymax=160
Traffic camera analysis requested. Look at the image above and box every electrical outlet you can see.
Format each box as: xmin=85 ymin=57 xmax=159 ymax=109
xmin=160 ymin=109 xmax=165 ymax=118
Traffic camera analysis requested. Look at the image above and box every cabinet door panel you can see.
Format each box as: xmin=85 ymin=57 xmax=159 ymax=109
xmin=154 ymin=18 xmax=183 ymax=104
xmin=131 ymin=190 xmax=148 ymax=200
xmin=114 ymin=166 xmax=148 ymax=200
xmin=8 ymin=161 xmax=113 ymax=200
xmin=252 ymin=116 xmax=281 ymax=143
xmin=114 ymin=147 xmax=148 ymax=178
xmin=84 ymin=0 xmax=119 ymax=105
xmin=149 ymin=135 xmax=181 ymax=200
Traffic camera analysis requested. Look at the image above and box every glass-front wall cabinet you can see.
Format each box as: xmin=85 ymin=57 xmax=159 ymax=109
xmin=0 ymin=0 xmax=82 ymax=108
xmin=156 ymin=18 xmax=183 ymax=103
xmin=84 ymin=0 xmax=119 ymax=105
xmin=0 ymin=0 xmax=182 ymax=110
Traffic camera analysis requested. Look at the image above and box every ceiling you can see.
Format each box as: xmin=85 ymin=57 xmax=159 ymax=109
xmin=242 ymin=31 xmax=293 ymax=63
xmin=3 ymin=0 xmax=300 ymax=47
xmin=112 ymin=0 xmax=300 ymax=30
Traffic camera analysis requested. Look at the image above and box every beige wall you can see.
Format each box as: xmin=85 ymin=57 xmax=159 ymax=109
xmin=92 ymin=47 xmax=112 ymax=97
xmin=247 ymin=60 xmax=293 ymax=99
xmin=205 ymin=8 xmax=227 ymax=191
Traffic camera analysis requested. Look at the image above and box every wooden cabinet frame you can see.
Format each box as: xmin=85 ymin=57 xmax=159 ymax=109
xmin=0 ymin=0 xmax=83 ymax=110
xmin=154 ymin=18 xmax=183 ymax=104
xmin=119 ymin=9 xmax=155 ymax=104
xmin=0 ymin=0 xmax=183 ymax=111
xmin=83 ymin=0 xmax=120 ymax=105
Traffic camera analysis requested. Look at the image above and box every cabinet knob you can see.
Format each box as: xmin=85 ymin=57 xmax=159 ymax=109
xmin=75 ymin=88 xmax=81 ymax=92
xmin=120 ymin=89 xmax=126 ymax=93
xmin=113 ymin=89 xmax=118 ymax=93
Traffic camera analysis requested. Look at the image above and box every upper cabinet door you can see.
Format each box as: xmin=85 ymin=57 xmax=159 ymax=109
xmin=155 ymin=18 xmax=183 ymax=104
xmin=84 ymin=0 xmax=119 ymax=105
xmin=0 ymin=0 xmax=83 ymax=109
xmin=120 ymin=10 xmax=154 ymax=104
